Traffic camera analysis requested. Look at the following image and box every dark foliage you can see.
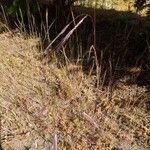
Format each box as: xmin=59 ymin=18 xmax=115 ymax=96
xmin=0 ymin=0 xmax=40 ymax=16
xmin=0 ymin=0 xmax=76 ymax=16
xmin=134 ymin=0 xmax=150 ymax=12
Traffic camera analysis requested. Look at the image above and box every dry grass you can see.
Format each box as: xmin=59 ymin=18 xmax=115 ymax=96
xmin=0 ymin=28 xmax=149 ymax=150
xmin=75 ymin=0 xmax=134 ymax=10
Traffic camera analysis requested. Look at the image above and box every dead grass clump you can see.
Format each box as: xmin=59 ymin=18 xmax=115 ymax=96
xmin=0 ymin=31 xmax=149 ymax=150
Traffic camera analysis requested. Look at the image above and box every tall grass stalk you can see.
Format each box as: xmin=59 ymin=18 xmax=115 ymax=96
xmin=0 ymin=5 xmax=9 ymax=28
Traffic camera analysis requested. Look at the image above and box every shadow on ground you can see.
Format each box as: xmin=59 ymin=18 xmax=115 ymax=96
xmin=67 ymin=7 xmax=150 ymax=87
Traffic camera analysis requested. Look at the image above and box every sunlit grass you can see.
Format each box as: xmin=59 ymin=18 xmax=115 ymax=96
xmin=0 ymin=28 xmax=149 ymax=150
xmin=75 ymin=0 xmax=135 ymax=11
xmin=0 ymin=1 xmax=150 ymax=149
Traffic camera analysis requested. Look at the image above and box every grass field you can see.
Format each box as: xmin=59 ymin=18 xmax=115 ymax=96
xmin=0 ymin=27 xmax=149 ymax=150
xmin=0 ymin=1 xmax=150 ymax=150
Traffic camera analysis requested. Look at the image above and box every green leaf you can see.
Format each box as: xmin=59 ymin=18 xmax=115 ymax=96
xmin=7 ymin=5 xmax=18 ymax=16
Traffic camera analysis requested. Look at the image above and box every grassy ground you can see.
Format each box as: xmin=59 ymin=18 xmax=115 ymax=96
xmin=0 ymin=1 xmax=150 ymax=150
xmin=0 ymin=27 xmax=149 ymax=150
